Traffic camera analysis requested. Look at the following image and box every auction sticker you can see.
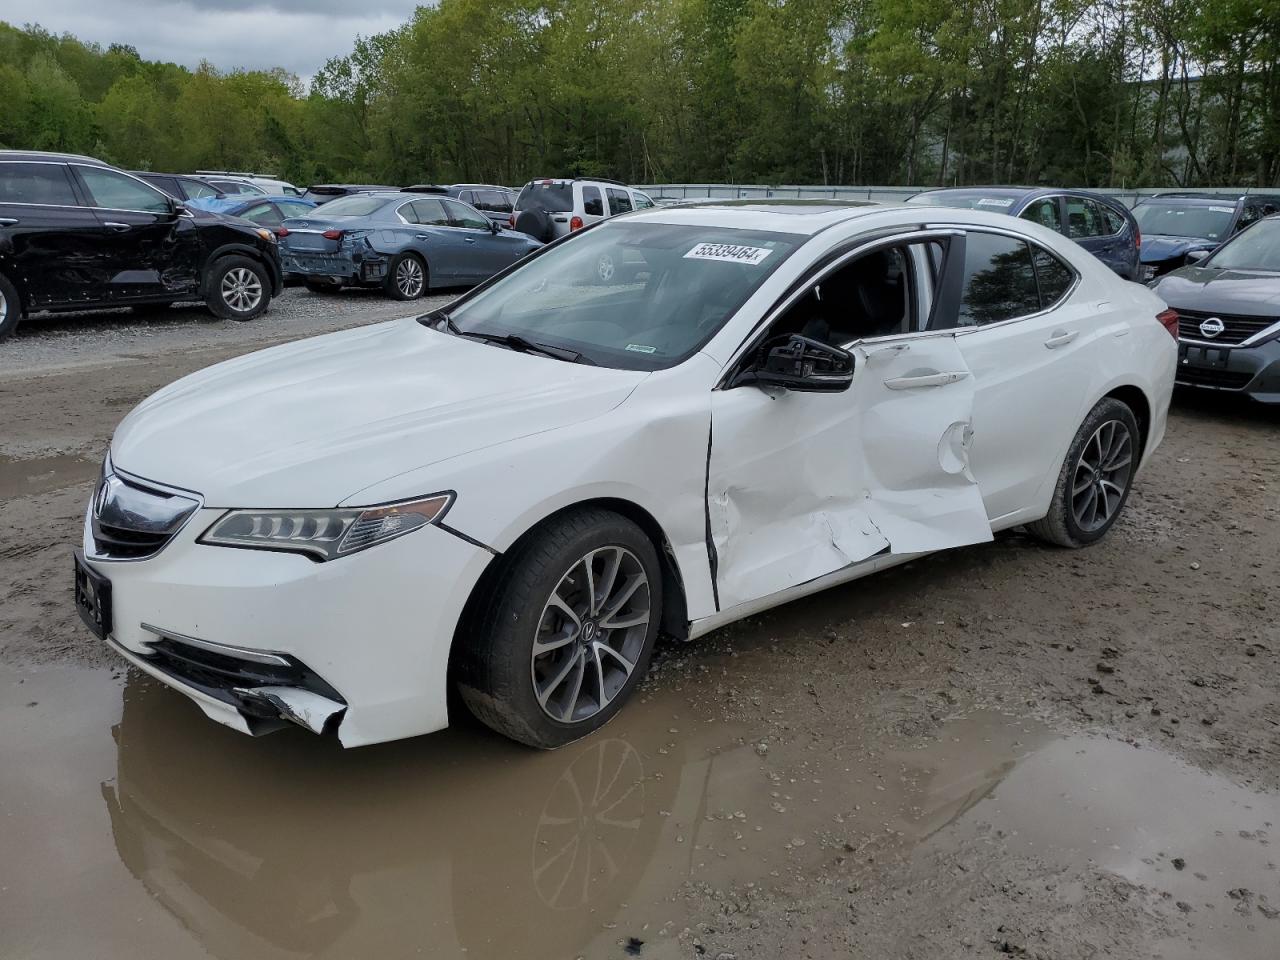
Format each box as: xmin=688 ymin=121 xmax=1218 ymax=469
xmin=685 ymin=242 xmax=774 ymax=265
xmin=976 ymin=197 xmax=1015 ymax=208
xmin=1209 ymin=205 xmax=1235 ymax=213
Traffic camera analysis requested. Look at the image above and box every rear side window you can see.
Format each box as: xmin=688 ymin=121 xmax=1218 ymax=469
xmin=957 ymin=232 xmax=1040 ymax=326
xmin=277 ymin=200 xmax=313 ymax=218
xmin=486 ymin=189 xmax=513 ymax=213
xmin=1032 ymin=247 xmax=1075 ymax=307
xmin=0 ymin=162 xmax=79 ymax=206
xmin=1099 ymin=205 xmax=1126 ymax=234
xmin=409 ymin=198 xmax=449 ymax=225
xmin=517 ymin=181 xmax=574 ymax=213
xmin=1020 ymin=198 xmax=1061 ymax=232
xmin=633 ymin=192 xmax=655 ymax=209
xmin=581 ymin=185 xmax=604 ymax=217
xmin=607 ymin=188 xmax=633 ymax=215
xmin=1065 ymin=197 xmax=1107 ymax=238
xmin=139 ymin=175 xmax=180 ymax=199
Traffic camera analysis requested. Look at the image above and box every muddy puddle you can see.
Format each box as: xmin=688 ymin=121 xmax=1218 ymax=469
xmin=1 ymin=662 xmax=1277 ymax=960
xmin=0 ymin=453 xmax=98 ymax=499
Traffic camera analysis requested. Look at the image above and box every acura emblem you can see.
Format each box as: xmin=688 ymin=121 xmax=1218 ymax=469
xmin=1199 ymin=316 xmax=1225 ymax=338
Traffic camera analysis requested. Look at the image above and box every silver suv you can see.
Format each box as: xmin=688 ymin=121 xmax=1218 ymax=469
xmin=511 ymin=178 xmax=655 ymax=241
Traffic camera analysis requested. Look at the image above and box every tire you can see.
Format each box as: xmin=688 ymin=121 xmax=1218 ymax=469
xmin=205 ymin=255 xmax=270 ymax=320
xmin=455 ymin=508 xmax=663 ymax=749
xmin=1027 ymin=397 xmax=1140 ymax=548
xmin=0 ymin=274 xmax=22 ymax=341
xmin=304 ymin=277 xmax=342 ymax=294
xmin=514 ymin=208 xmax=554 ymax=243
xmin=384 ymin=252 xmax=427 ymax=300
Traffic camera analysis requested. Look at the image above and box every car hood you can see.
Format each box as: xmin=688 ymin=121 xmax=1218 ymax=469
xmin=1153 ymin=266 xmax=1280 ymax=313
xmin=111 ymin=318 xmax=647 ymax=507
xmin=1140 ymin=234 xmax=1217 ymax=264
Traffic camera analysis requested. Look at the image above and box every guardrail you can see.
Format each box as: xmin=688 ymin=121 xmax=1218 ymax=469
xmin=636 ymin=183 xmax=1266 ymax=208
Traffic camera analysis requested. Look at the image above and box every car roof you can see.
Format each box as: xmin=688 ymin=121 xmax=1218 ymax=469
xmin=0 ymin=150 xmax=109 ymax=166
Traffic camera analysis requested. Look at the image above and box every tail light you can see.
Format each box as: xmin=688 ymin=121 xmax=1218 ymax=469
xmin=1156 ymin=308 xmax=1179 ymax=341
xmin=1135 ymin=228 xmax=1141 ymax=250
xmin=508 ymin=213 xmax=516 ymax=228
xmin=569 ymin=215 xmax=584 ymax=231
xmin=275 ymin=227 xmax=289 ymax=238
xmin=322 ymin=229 xmax=343 ymax=240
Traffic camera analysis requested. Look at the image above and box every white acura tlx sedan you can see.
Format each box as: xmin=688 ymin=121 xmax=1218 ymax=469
xmin=75 ymin=200 xmax=1176 ymax=748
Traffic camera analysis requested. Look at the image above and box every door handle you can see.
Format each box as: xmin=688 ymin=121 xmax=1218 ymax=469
xmin=415 ymin=234 xmax=430 ymax=240
xmin=0 ymin=217 xmax=18 ymax=226
xmin=884 ymin=370 xmax=969 ymax=390
xmin=1044 ymin=330 xmax=1078 ymax=349
xmin=102 ymin=221 xmax=132 ymax=231
xmin=464 ymin=237 xmax=476 ymax=243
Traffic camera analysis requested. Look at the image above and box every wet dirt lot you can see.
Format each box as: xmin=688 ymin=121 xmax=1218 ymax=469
xmin=1 ymin=294 xmax=1278 ymax=960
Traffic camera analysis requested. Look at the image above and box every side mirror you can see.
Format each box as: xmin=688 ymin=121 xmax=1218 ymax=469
xmin=489 ymin=219 xmax=501 ymax=233
xmin=740 ymin=334 xmax=854 ymax=393
xmin=1184 ymin=249 xmax=1209 ymax=265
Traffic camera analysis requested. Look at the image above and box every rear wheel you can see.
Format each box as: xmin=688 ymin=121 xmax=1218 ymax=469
xmin=456 ymin=509 xmax=662 ymax=748
xmin=1027 ymin=397 xmax=1139 ymax=548
xmin=384 ymin=252 xmax=427 ymax=300
xmin=0 ymin=274 xmax=21 ymax=341
xmin=205 ymin=256 xmax=270 ymax=320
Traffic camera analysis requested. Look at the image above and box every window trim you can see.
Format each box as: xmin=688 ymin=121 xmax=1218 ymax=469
xmin=69 ymin=162 xmax=176 ymax=215
xmin=947 ymin=226 xmax=1082 ymax=335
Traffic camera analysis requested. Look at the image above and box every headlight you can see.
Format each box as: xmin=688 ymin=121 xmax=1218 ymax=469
xmin=198 ymin=493 xmax=453 ymax=561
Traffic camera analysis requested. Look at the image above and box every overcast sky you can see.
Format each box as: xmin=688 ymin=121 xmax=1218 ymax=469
xmin=0 ymin=0 xmax=421 ymax=79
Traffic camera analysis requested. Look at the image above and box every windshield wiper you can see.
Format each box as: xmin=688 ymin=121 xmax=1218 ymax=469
xmin=458 ymin=331 xmax=597 ymax=365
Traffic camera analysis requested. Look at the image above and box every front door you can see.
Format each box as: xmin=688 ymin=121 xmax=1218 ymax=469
xmin=706 ymin=235 xmax=994 ymax=611
xmin=71 ymin=164 xmax=201 ymax=301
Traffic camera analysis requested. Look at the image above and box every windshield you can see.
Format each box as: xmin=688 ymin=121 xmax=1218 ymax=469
xmin=1134 ymin=202 xmax=1235 ymax=240
xmin=516 ymin=182 xmax=574 ymax=213
xmin=443 ymin=221 xmax=804 ymax=370
xmin=906 ymin=192 xmax=1019 ymax=211
xmin=312 ymin=194 xmax=390 ymax=218
xmin=1205 ymin=218 xmax=1280 ymax=271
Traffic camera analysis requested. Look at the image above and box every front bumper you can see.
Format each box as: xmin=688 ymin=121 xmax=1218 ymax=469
xmin=280 ymin=248 xmax=388 ymax=284
xmin=82 ymin=505 xmax=494 ymax=747
xmin=1176 ymin=336 xmax=1280 ymax=403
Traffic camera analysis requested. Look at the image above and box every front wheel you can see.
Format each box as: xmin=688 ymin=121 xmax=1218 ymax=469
xmin=456 ymin=509 xmax=662 ymax=748
xmin=205 ymin=256 xmax=270 ymax=320
xmin=1027 ymin=397 xmax=1140 ymax=547
xmin=0 ymin=273 xmax=21 ymax=341
xmin=384 ymin=252 xmax=427 ymax=300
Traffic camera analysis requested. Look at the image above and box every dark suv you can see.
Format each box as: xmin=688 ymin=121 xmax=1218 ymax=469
xmin=0 ymin=151 xmax=283 ymax=339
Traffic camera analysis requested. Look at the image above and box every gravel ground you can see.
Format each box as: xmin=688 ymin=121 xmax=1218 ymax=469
xmin=0 ymin=296 xmax=1278 ymax=960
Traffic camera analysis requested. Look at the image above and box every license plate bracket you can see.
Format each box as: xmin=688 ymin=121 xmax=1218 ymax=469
xmin=73 ymin=551 xmax=113 ymax=641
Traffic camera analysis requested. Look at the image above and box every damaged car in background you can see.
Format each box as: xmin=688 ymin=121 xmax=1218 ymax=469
xmin=75 ymin=200 xmax=1175 ymax=749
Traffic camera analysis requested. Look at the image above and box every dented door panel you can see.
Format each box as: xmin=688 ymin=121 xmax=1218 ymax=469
xmin=707 ymin=334 xmax=992 ymax=611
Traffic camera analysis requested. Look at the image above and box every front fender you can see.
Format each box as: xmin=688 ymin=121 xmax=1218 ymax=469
xmin=204 ymin=241 xmax=284 ymax=295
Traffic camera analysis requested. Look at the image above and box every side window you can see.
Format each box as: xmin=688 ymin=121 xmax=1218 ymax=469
xmin=396 ymin=201 xmax=420 ymax=223
xmin=607 ymin=188 xmax=633 ymax=215
xmin=486 ymin=189 xmax=513 ymax=214
xmin=1237 ymin=203 xmax=1261 ymax=231
xmin=0 ymin=163 xmax=80 ymax=206
xmin=581 ymin=186 xmax=604 ymax=217
xmin=766 ymin=242 xmax=930 ymax=347
xmin=181 ymin=178 xmax=220 ymax=200
xmin=957 ymin=232 xmax=1040 ymax=326
xmin=1064 ymin=197 xmax=1105 ymax=238
xmin=277 ymin=201 xmax=313 ymax=218
xmin=443 ymin=198 xmax=489 ymax=230
xmin=410 ymin=198 xmax=450 ymax=226
xmin=1020 ymin=198 xmax=1061 ymax=233
xmin=1031 ymin=246 xmax=1075 ymax=308
xmin=141 ymin=176 xmax=180 ymax=199
xmin=1100 ymin=205 xmax=1125 ymax=235
xmin=77 ymin=166 xmax=170 ymax=213
xmin=633 ymin=192 xmax=655 ymax=210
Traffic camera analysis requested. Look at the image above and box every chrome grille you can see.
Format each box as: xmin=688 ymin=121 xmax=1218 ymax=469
xmin=1176 ymin=309 xmax=1279 ymax=346
xmin=90 ymin=466 xmax=199 ymax=560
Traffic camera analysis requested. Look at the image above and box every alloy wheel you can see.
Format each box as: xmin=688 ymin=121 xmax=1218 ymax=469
xmin=1071 ymin=419 xmax=1134 ymax=532
xmin=220 ymin=267 xmax=263 ymax=313
xmin=531 ymin=546 xmax=651 ymax=723
xmin=0 ymin=290 xmax=7 ymax=327
xmin=395 ymin=257 xmax=424 ymax=297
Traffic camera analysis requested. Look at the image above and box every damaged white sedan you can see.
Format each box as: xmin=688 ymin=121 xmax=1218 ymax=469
xmin=75 ymin=201 xmax=1176 ymax=748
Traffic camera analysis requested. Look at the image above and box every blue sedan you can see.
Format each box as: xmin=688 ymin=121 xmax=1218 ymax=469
xmin=907 ymin=187 xmax=1141 ymax=281
xmin=278 ymin=192 xmax=543 ymax=299
xmin=186 ymin=194 xmax=318 ymax=228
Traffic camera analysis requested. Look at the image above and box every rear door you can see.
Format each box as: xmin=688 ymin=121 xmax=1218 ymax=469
xmin=71 ymin=163 xmax=201 ymax=301
xmin=0 ymin=160 xmax=110 ymax=309
xmin=1064 ymin=195 xmax=1126 ymax=275
xmin=706 ymin=232 xmax=993 ymax=611
xmin=580 ymin=185 xmax=607 ymax=227
xmin=406 ymin=198 xmax=466 ymax=283
xmin=441 ymin=198 xmax=498 ymax=281
xmin=947 ymin=230 xmax=1106 ymax=521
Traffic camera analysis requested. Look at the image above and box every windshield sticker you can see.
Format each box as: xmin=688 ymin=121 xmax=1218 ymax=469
xmin=1209 ymin=205 xmax=1235 ymax=213
xmin=684 ymin=242 xmax=773 ymax=265
xmin=625 ymin=343 xmax=658 ymax=354
xmin=977 ymin=197 xmax=1015 ymax=208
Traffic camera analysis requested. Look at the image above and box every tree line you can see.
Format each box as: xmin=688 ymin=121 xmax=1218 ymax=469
xmin=2 ymin=0 xmax=1278 ymax=189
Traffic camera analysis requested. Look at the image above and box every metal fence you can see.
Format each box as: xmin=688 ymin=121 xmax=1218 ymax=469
xmin=636 ymin=183 xmax=1263 ymax=209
